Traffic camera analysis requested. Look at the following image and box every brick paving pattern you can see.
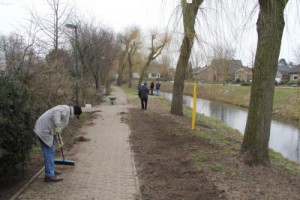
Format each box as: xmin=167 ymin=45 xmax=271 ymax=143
xmin=16 ymin=86 xmax=140 ymax=200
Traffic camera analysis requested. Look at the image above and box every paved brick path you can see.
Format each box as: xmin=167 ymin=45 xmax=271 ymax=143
xmin=16 ymin=86 xmax=140 ymax=200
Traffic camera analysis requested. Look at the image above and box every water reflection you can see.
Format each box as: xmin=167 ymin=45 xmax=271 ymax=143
xmin=162 ymin=92 xmax=300 ymax=163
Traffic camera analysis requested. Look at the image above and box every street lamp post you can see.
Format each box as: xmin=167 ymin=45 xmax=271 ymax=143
xmin=65 ymin=23 xmax=79 ymax=105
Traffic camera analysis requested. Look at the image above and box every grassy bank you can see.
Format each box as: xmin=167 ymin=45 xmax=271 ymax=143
xmin=161 ymin=82 xmax=300 ymax=122
xmin=123 ymin=86 xmax=300 ymax=199
xmin=123 ymin=86 xmax=299 ymax=168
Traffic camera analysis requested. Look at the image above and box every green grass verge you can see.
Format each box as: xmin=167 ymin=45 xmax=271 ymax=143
xmin=122 ymin=85 xmax=300 ymax=176
xmin=161 ymin=82 xmax=300 ymax=122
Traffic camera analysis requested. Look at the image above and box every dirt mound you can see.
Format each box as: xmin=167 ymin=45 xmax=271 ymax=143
xmin=127 ymin=108 xmax=224 ymax=199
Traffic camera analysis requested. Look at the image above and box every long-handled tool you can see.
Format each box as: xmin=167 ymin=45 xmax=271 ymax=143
xmin=54 ymin=133 xmax=75 ymax=166
xmin=54 ymin=146 xmax=75 ymax=166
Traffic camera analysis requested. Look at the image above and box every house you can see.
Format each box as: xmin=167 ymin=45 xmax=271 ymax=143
xmin=196 ymin=58 xmax=298 ymax=84
xmin=132 ymin=72 xmax=161 ymax=80
xmin=197 ymin=59 xmax=243 ymax=82
xmin=147 ymin=72 xmax=160 ymax=80
xmin=132 ymin=61 xmax=163 ymax=80
xmin=275 ymin=59 xmax=292 ymax=83
xmin=132 ymin=72 xmax=140 ymax=79
xmin=289 ymin=65 xmax=300 ymax=82
xmin=234 ymin=67 xmax=253 ymax=82
xmin=197 ymin=65 xmax=212 ymax=82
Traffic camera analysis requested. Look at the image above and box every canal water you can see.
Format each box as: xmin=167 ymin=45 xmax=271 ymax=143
xmin=162 ymin=93 xmax=300 ymax=163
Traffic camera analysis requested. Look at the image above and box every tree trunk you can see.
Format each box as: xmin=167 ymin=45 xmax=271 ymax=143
xmin=117 ymin=63 xmax=125 ymax=86
xmin=128 ymin=55 xmax=133 ymax=88
xmin=95 ymin=76 xmax=99 ymax=90
xmin=117 ymin=50 xmax=127 ymax=86
xmin=241 ymin=0 xmax=287 ymax=165
xmin=170 ymin=0 xmax=203 ymax=115
xmin=138 ymin=60 xmax=151 ymax=88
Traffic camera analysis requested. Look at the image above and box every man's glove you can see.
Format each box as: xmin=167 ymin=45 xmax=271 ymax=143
xmin=56 ymin=133 xmax=64 ymax=148
xmin=54 ymin=127 xmax=64 ymax=148
xmin=55 ymin=127 xmax=62 ymax=134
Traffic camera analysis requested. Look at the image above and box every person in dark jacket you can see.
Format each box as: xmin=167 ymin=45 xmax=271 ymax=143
xmin=138 ymin=83 xmax=149 ymax=110
xmin=150 ymin=81 xmax=155 ymax=95
xmin=155 ymin=81 xmax=161 ymax=96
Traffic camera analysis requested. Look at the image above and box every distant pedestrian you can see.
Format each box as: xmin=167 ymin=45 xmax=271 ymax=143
xmin=33 ymin=105 xmax=82 ymax=182
xmin=150 ymin=81 xmax=154 ymax=95
xmin=156 ymin=81 xmax=161 ymax=96
xmin=138 ymin=83 xmax=149 ymax=110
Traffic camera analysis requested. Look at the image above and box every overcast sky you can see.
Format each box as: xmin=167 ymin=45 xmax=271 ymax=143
xmin=0 ymin=0 xmax=299 ymax=66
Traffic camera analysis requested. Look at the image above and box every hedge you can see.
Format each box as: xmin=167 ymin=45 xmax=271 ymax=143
xmin=0 ymin=73 xmax=34 ymax=182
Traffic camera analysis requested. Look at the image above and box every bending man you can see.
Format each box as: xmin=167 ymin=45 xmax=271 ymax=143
xmin=33 ymin=105 xmax=82 ymax=182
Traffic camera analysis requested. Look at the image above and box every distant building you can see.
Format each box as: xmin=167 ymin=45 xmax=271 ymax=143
xmin=196 ymin=59 xmax=244 ymax=82
xmin=147 ymin=72 xmax=160 ymax=79
xmin=196 ymin=58 xmax=300 ymax=84
xmin=132 ymin=72 xmax=140 ymax=79
xmin=132 ymin=72 xmax=161 ymax=79
xmin=289 ymin=65 xmax=300 ymax=82
xmin=234 ymin=67 xmax=253 ymax=82
xmin=275 ymin=59 xmax=293 ymax=83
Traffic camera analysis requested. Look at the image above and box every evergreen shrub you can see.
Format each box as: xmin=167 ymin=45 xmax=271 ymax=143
xmin=0 ymin=73 xmax=33 ymax=182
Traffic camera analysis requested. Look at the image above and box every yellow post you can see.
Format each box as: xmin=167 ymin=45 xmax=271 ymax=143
xmin=192 ymin=82 xmax=197 ymax=129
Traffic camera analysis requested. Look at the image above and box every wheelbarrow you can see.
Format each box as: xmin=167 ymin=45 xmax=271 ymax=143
xmin=109 ymin=96 xmax=116 ymax=105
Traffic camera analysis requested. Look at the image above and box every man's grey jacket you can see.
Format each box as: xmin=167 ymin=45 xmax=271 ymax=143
xmin=33 ymin=105 xmax=74 ymax=147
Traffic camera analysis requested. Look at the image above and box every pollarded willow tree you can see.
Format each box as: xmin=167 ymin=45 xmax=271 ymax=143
xmin=116 ymin=26 xmax=141 ymax=88
xmin=170 ymin=0 xmax=204 ymax=115
xmin=241 ymin=0 xmax=288 ymax=165
xmin=137 ymin=31 xmax=169 ymax=87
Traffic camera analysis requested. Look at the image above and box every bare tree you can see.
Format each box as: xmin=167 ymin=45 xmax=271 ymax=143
xmin=29 ymin=0 xmax=74 ymax=59
xmin=170 ymin=0 xmax=204 ymax=115
xmin=116 ymin=27 xmax=141 ymax=87
xmin=0 ymin=32 xmax=37 ymax=80
xmin=127 ymin=40 xmax=141 ymax=87
xmin=211 ymin=45 xmax=236 ymax=83
xmin=241 ymin=0 xmax=288 ymax=165
xmin=77 ymin=23 xmax=118 ymax=95
xmin=0 ymin=32 xmax=75 ymax=108
xmin=116 ymin=39 xmax=127 ymax=86
xmin=159 ymin=55 xmax=173 ymax=81
xmin=137 ymin=31 xmax=169 ymax=87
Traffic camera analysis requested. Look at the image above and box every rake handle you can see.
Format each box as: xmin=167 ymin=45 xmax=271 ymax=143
xmin=60 ymin=146 xmax=65 ymax=161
